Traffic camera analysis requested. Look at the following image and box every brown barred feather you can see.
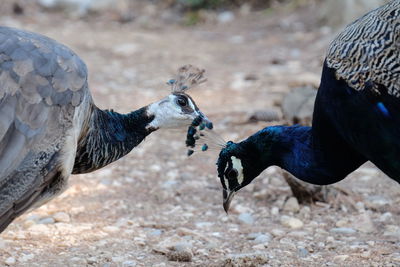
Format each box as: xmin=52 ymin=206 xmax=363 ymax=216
xmin=326 ymin=0 xmax=400 ymax=97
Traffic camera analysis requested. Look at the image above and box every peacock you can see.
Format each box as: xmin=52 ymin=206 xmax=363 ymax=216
xmin=0 ymin=26 xmax=211 ymax=232
xmin=216 ymin=0 xmax=400 ymax=212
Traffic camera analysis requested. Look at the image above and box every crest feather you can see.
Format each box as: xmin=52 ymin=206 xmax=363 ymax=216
xmin=168 ymin=64 xmax=207 ymax=93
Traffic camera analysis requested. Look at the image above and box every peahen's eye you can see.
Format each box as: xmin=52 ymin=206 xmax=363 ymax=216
xmin=177 ymin=96 xmax=188 ymax=107
xmin=226 ymin=168 xmax=238 ymax=181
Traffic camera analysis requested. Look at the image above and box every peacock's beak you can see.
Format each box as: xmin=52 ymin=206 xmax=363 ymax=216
xmin=222 ymin=188 xmax=236 ymax=213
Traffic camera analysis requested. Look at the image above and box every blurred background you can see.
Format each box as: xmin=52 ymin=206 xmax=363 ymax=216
xmin=0 ymin=0 xmax=399 ymax=266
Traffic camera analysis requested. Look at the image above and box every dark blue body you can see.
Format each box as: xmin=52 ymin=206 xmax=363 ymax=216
xmin=226 ymin=62 xmax=400 ymax=186
xmin=315 ymin=63 xmax=400 ymax=181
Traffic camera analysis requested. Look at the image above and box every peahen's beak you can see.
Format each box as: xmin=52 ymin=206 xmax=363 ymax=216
xmin=223 ymin=188 xmax=236 ymax=213
xmin=198 ymin=111 xmax=213 ymax=129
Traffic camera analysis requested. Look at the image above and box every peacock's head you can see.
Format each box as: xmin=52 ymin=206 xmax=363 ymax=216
xmin=217 ymin=140 xmax=255 ymax=213
xmin=147 ymin=65 xmax=212 ymax=130
xmin=217 ymin=140 xmax=263 ymax=213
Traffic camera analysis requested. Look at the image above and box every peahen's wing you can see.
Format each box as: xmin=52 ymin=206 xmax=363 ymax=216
xmin=0 ymin=26 xmax=89 ymax=224
xmin=326 ymin=1 xmax=400 ymax=97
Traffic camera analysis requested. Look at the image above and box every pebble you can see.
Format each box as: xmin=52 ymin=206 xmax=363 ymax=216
xmin=330 ymin=227 xmax=357 ymax=235
xmin=271 ymin=207 xmax=279 ymax=216
xmin=38 ymin=217 xmax=55 ymax=224
xmin=225 ymin=252 xmax=269 ymax=266
xmin=271 ymin=229 xmax=286 ymax=237
xmin=112 ymin=256 xmax=124 ymax=263
xmin=334 ymin=255 xmax=349 ymax=261
xmin=87 ymin=257 xmax=98 ymax=264
xmin=283 ymin=197 xmax=300 ymax=213
xmin=19 ymin=253 xmax=34 ymax=262
xmin=238 ymin=213 xmax=254 ymax=225
xmin=149 ymin=229 xmax=162 ymax=236
xmin=103 ymin=226 xmax=120 ymax=233
xmin=379 ymin=212 xmax=392 ymax=222
xmin=254 ymin=234 xmax=272 ymax=244
xmin=299 ymin=206 xmax=311 ymax=219
xmin=352 ymin=213 xmax=375 ymax=233
xmin=217 ymin=11 xmax=234 ymax=24
xmin=298 ymin=247 xmax=309 ymax=258
xmin=52 ymin=212 xmax=70 ymax=223
xmin=122 ymin=260 xmax=137 ymax=266
xmin=280 ymin=215 xmax=304 ymax=229
xmin=5 ymin=257 xmax=16 ymax=265
xmin=112 ymin=43 xmax=139 ymax=56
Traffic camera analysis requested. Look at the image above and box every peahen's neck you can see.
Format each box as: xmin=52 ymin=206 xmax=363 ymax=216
xmin=244 ymin=125 xmax=366 ymax=185
xmin=72 ymin=105 xmax=156 ymax=174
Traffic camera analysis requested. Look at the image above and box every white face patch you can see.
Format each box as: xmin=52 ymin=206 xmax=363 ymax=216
xmin=146 ymin=94 xmax=200 ymax=129
xmin=231 ymin=156 xmax=244 ymax=185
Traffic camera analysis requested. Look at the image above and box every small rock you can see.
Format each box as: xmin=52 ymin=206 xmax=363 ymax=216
xmin=379 ymin=212 xmax=392 ymax=222
xmin=360 ymin=250 xmax=371 ymax=258
xmin=87 ymin=257 xmax=98 ymax=264
xmin=52 ymin=212 xmax=70 ymax=223
xmin=103 ymin=226 xmax=119 ymax=233
xmin=112 ymin=43 xmax=138 ymax=56
xmin=238 ymin=213 xmax=254 ymax=225
xmin=330 ymin=227 xmax=357 ymax=235
xmin=23 ymin=220 xmax=36 ymax=228
xmin=19 ymin=253 xmax=34 ymax=262
xmin=173 ymin=242 xmax=193 ymax=253
xmin=366 ymin=195 xmax=391 ymax=207
xmin=299 ymin=206 xmax=310 ymax=218
xmin=352 ymin=213 xmax=375 ymax=233
xmin=254 ymin=234 xmax=272 ymax=244
xmin=224 ymin=252 xmax=268 ymax=266
xmin=334 ymin=255 xmax=349 ymax=261
xmin=166 ymin=251 xmax=192 ymax=262
xmin=271 ymin=229 xmax=285 ymax=237
xmin=122 ymin=260 xmax=137 ymax=267
xmin=326 ymin=236 xmax=335 ymax=243
xmin=149 ymin=229 xmax=162 ymax=236
xmin=29 ymin=224 xmax=50 ymax=234
xmin=195 ymin=222 xmax=213 ymax=228
xmin=5 ymin=257 xmax=16 ymax=265
xmin=252 ymin=243 xmax=268 ymax=250
xmin=335 ymin=219 xmax=349 ymax=227
xmin=280 ymin=216 xmax=304 ymax=229
xmin=283 ymin=197 xmax=300 ymax=213
xmin=271 ymin=207 xmax=279 ymax=216
xmin=298 ymin=247 xmax=309 ymax=258
xmin=218 ymin=11 xmax=234 ymax=24
xmin=38 ymin=217 xmax=55 ymax=224
xmin=112 ymin=256 xmax=124 ymax=263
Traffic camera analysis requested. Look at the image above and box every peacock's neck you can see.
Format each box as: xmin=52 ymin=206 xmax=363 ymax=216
xmin=246 ymin=125 xmax=366 ymax=185
xmin=72 ymin=105 xmax=156 ymax=174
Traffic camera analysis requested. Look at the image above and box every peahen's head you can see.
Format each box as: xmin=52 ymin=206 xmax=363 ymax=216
xmin=146 ymin=65 xmax=211 ymax=130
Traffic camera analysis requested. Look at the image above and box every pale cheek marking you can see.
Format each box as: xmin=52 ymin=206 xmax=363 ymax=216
xmin=231 ymin=156 xmax=244 ymax=185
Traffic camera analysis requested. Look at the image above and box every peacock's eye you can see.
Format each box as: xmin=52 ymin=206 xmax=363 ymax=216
xmin=177 ymin=96 xmax=188 ymax=107
xmin=226 ymin=168 xmax=238 ymax=181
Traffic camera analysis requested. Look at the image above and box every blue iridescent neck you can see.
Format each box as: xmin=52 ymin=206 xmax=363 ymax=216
xmin=243 ymin=125 xmax=366 ymax=185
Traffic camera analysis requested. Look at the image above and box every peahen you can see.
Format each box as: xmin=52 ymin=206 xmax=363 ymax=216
xmin=0 ymin=26 xmax=211 ymax=232
xmin=216 ymin=0 xmax=400 ymax=212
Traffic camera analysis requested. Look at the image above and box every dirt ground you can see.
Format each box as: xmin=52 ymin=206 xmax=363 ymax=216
xmin=1 ymin=2 xmax=400 ymax=267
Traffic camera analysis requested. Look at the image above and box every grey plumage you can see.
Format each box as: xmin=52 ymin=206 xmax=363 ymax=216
xmin=326 ymin=0 xmax=400 ymax=96
xmin=0 ymin=27 xmax=210 ymax=232
xmin=0 ymin=26 xmax=89 ymax=231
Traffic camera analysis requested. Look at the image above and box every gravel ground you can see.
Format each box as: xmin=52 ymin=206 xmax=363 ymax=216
xmin=1 ymin=2 xmax=400 ymax=266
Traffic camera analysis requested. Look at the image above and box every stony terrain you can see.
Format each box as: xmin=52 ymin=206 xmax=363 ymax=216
xmin=1 ymin=2 xmax=400 ymax=266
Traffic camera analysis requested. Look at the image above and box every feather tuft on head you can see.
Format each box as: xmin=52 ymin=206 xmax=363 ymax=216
xmin=168 ymin=65 xmax=207 ymax=93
